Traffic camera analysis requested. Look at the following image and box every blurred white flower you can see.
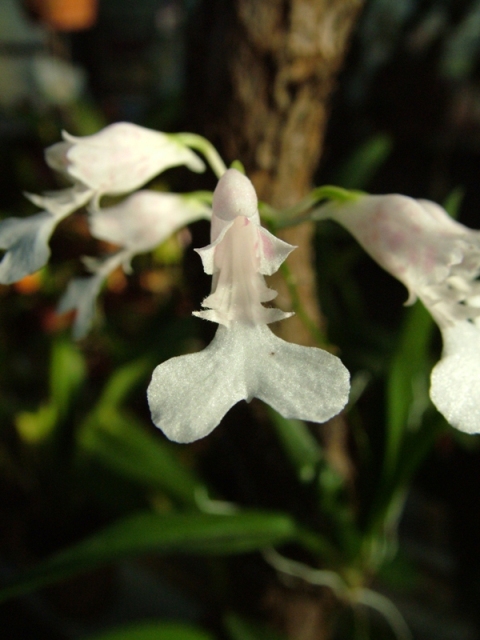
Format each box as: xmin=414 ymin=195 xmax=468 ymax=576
xmin=45 ymin=122 xmax=205 ymax=202
xmin=31 ymin=55 xmax=86 ymax=106
xmin=0 ymin=123 xmax=206 ymax=284
xmin=0 ymin=186 xmax=92 ymax=284
xmin=59 ymin=190 xmax=211 ymax=339
xmin=148 ymin=169 xmax=350 ymax=443
xmin=316 ymin=193 xmax=480 ymax=433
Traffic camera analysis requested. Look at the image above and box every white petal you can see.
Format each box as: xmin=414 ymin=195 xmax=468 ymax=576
xmin=45 ymin=141 xmax=71 ymax=174
xmin=55 ymin=123 xmax=205 ymax=195
xmin=89 ymin=191 xmax=210 ymax=252
xmin=25 ymin=185 xmax=93 ymax=219
xmin=430 ymin=321 xmax=480 ymax=433
xmin=147 ymin=324 xmax=350 ymax=443
xmin=258 ymin=226 xmax=295 ymax=275
xmin=246 ymin=325 xmax=350 ymax=423
xmin=0 ymin=212 xmax=57 ymax=283
xmin=147 ymin=325 xmax=250 ymax=443
xmin=58 ymin=252 xmax=127 ymax=339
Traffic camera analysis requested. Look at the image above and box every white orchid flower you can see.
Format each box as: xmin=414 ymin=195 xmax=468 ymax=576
xmin=59 ymin=190 xmax=211 ymax=339
xmin=0 ymin=123 xmax=207 ymax=285
xmin=147 ymin=169 xmax=350 ymax=444
xmin=45 ymin=122 xmax=205 ymax=201
xmin=315 ymin=194 xmax=480 ymax=433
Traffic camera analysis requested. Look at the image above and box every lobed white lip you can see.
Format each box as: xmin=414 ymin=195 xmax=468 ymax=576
xmin=148 ymin=323 xmax=350 ymax=444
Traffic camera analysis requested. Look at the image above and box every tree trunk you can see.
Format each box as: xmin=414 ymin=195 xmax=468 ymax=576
xmin=188 ymin=1 xmax=363 ymax=638
xmin=188 ymin=0 xmax=363 ymax=344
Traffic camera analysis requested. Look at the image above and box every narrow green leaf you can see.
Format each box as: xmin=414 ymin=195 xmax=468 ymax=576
xmin=95 ymin=357 xmax=151 ymax=415
xmin=50 ymin=338 xmax=86 ymax=420
xmin=385 ymin=301 xmax=434 ymax=474
xmin=0 ymin=511 xmax=298 ymax=603
xmin=224 ymin=612 xmax=287 ymax=640
xmin=79 ymin=411 xmax=201 ymax=506
xmin=84 ymin=621 xmax=215 ymax=640
xmin=268 ymin=408 xmax=321 ymax=483
xmin=335 ymin=134 xmax=393 ymax=190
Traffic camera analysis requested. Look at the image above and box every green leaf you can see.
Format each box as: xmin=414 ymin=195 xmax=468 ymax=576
xmin=224 ymin=612 xmax=287 ymax=640
xmin=79 ymin=411 xmax=201 ymax=506
xmin=84 ymin=621 xmax=215 ymax=640
xmin=95 ymin=357 xmax=151 ymax=415
xmin=50 ymin=338 xmax=87 ymax=420
xmin=335 ymin=134 xmax=393 ymax=190
xmin=267 ymin=408 xmax=321 ymax=483
xmin=385 ymin=301 xmax=434 ymax=474
xmin=0 ymin=510 xmax=298 ymax=603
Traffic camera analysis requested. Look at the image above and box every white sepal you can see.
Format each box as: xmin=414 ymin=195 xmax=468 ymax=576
xmin=0 ymin=212 xmax=57 ymax=284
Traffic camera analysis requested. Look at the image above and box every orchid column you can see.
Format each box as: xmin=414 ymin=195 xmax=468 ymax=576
xmin=147 ymin=170 xmax=350 ymax=443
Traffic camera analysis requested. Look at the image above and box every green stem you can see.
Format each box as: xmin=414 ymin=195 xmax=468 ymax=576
xmin=176 ymin=133 xmax=227 ymax=179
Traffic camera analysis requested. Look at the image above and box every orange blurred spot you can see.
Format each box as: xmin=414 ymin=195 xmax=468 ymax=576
xmin=14 ymin=272 xmax=42 ymax=294
xmin=42 ymin=307 xmax=75 ymax=334
xmin=107 ymin=268 xmax=128 ymax=293
xmin=28 ymin=0 xmax=98 ymax=31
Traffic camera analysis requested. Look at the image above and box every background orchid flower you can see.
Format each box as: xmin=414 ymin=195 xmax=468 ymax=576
xmin=45 ymin=122 xmax=205 ymax=202
xmin=315 ymin=194 xmax=480 ymax=434
xmin=0 ymin=123 xmax=206 ymax=285
xmin=147 ymin=169 xmax=350 ymax=444
xmin=59 ymin=190 xmax=211 ymax=339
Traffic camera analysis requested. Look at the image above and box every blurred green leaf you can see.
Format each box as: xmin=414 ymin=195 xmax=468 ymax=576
xmin=95 ymin=357 xmax=151 ymax=415
xmin=84 ymin=621 xmax=215 ymax=640
xmin=224 ymin=612 xmax=287 ymax=640
xmin=268 ymin=408 xmax=321 ymax=483
xmin=0 ymin=510 xmax=298 ymax=602
xmin=385 ymin=301 xmax=434 ymax=474
xmin=50 ymin=338 xmax=86 ymax=420
xmin=79 ymin=356 xmax=202 ymax=506
xmin=15 ymin=338 xmax=86 ymax=445
xmin=335 ymin=134 xmax=393 ymax=190
xmin=79 ymin=411 xmax=201 ymax=507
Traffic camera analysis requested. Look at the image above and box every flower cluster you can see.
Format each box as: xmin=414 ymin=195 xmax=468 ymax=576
xmin=3 ymin=119 xmax=479 ymax=440
xmin=0 ymin=123 xmax=213 ymax=338
xmin=316 ymin=194 xmax=480 ymax=434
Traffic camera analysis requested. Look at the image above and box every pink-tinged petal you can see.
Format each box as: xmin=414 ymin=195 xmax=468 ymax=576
xmin=430 ymin=321 xmax=480 ymax=434
xmin=197 ymin=215 xmax=290 ymax=326
xmin=49 ymin=123 xmax=205 ymax=196
xmin=45 ymin=123 xmax=204 ymax=197
xmin=148 ymin=324 xmax=350 ymax=443
xmin=0 ymin=212 xmax=57 ymax=283
xmin=148 ymin=325 xmax=250 ymax=443
xmin=258 ymin=227 xmax=295 ymax=275
xmin=196 ymin=170 xmax=295 ymax=326
xmin=210 ymin=168 xmax=259 ymax=241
